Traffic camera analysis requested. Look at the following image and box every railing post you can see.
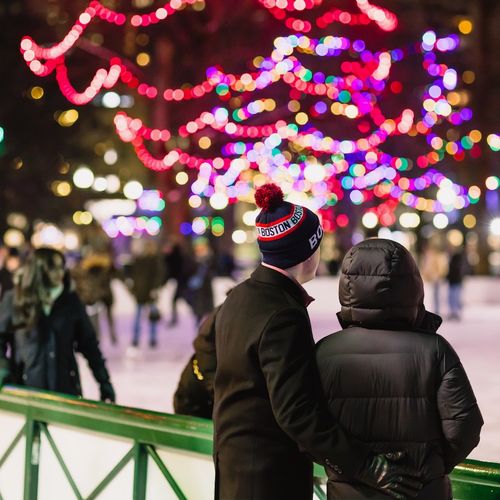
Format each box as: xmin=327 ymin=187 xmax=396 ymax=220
xmin=24 ymin=419 xmax=41 ymax=500
xmin=133 ymin=442 xmax=148 ymax=500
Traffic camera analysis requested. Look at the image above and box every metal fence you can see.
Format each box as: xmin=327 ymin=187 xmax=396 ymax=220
xmin=0 ymin=386 xmax=499 ymax=500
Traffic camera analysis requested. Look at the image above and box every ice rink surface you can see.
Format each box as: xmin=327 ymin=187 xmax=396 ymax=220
xmin=78 ymin=275 xmax=500 ymax=462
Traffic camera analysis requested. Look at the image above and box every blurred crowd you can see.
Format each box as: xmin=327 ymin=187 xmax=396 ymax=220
xmin=0 ymin=233 xmax=473 ymax=408
xmin=0 ymin=237 xmax=220 ymax=403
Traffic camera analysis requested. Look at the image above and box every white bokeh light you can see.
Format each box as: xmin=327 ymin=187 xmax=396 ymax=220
xmin=399 ymin=212 xmax=420 ymax=228
xmin=242 ymin=210 xmax=259 ymax=226
xmin=490 ymin=217 xmax=500 ymax=236
xmin=232 ymin=230 xmax=248 ymax=244
xmin=103 ymin=149 xmax=118 ymax=165
xmin=102 ymin=92 xmax=121 ymax=108
xmin=105 ymin=175 xmax=121 ymax=193
xmin=433 ymin=213 xmax=449 ymax=229
xmin=362 ymin=212 xmax=378 ymax=229
xmin=123 ymin=180 xmax=144 ymax=200
xmin=93 ymin=176 xmax=108 ymax=192
xmin=73 ymin=166 xmax=94 ymax=189
xmin=210 ymin=192 xmax=229 ymax=210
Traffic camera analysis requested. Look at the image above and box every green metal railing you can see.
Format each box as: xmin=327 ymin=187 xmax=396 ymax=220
xmin=0 ymin=385 xmax=499 ymax=499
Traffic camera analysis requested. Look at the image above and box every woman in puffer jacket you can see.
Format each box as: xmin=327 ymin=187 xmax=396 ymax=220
xmin=316 ymin=238 xmax=483 ymax=499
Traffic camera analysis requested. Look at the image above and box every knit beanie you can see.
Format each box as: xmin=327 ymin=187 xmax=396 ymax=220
xmin=254 ymin=183 xmax=323 ymax=269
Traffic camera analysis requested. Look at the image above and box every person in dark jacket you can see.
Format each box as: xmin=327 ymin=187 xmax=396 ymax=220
xmin=213 ymin=184 xmax=421 ymax=500
xmin=446 ymin=248 xmax=467 ymax=321
xmin=0 ymin=247 xmax=115 ymax=402
xmin=173 ymin=303 xmax=220 ymax=419
xmin=185 ymin=244 xmax=215 ymax=325
xmin=127 ymin=240 xmax=165 ymax=348
xmin=162 ymin=239 xmax=192 ymax=326
xmin=163 ymin=239 xmax=214 ymax=327
xmin=316 ymin=238 xmax=483 ymax=499
xmin=72 ymin=251 xmax=118 ymax=344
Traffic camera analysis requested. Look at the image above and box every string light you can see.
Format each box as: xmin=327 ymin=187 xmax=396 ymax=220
xmin=21 ymin=1 xmax=499 ymax=227
xmin=259 ymin=0 xmax=397 ymax=33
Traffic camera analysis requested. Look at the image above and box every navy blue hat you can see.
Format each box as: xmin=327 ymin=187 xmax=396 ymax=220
xmin=255 ymin=183 xmax=323 ymax=269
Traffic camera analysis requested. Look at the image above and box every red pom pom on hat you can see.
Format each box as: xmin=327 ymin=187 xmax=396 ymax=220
xmin=255 ymin=183 xmax=284 ymax=210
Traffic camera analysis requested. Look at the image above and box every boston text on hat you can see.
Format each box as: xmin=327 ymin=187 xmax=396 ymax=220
xmin=256 ymin=205 xmax=305 ymax=241
xmin=308 ymin=225 xmax=323 ymax=250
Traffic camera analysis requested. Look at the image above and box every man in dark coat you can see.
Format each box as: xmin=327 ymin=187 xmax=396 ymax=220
xmin=213 ymin=184 xmax=421 ymax=500
xmin=316 ymin=238 xmax=483 ymax=499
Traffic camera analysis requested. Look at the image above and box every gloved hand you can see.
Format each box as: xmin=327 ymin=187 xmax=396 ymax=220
xmin=355 ymin=451 xmax=422 ymax=499
xmin=0 ymin=368 xmax=10 ymax=388
xmin=99 ymin=381 xmax=116 ymax=403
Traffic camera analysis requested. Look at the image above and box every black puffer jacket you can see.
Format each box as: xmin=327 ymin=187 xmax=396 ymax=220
xmin=316 ymin=238 xmax=483 ymax=499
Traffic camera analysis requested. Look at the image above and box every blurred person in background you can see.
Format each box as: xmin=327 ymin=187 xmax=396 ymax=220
xmin=173 ymin=303 xmax=219 ymax=419
xmin=447 ymin=246 xmax=468 ymax=321
xmin=0 ymin=247 xmax=21 ymax=300
xmin=0 ymin=246 xmax=9 ymax=298
xmin=163 ymin=238 xmax=214 ymax=327
xmin=420 ymin=239 xmax=448 ymax=315
xmin=162 ymin=238 xmax=196 ymax=326
xmin=72 ymin=250 xmax=118 ymax=344
xmin=187 ymin=239 xmax=215 ymax=325
xmin=0 ymin=247 xmax=115 ymax=402
xmin=173 ymin=286 xmax=231 ymax=419
xmin=126 ymin=239 xmax=164 ymax=348
xmin=316 ymin=239 xmax=482 ymax=499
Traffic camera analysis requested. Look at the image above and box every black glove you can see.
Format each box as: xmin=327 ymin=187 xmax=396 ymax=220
xmin=355 ymin=451 xmax=422 ymax=499
xmin=99 ymin=381 xmax=116 ymax=403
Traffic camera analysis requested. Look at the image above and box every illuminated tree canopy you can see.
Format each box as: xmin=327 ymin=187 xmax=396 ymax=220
xmin=20 ymin=0 xmax=500 ymax=233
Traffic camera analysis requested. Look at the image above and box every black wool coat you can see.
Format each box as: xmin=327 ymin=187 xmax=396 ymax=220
xmin=0 ymin=288 xmax=112 ymax=396
xmin=213 ymin=265 xmax=369 ymax=500
xmin=316 ymin=238 xmax=483 ymax=499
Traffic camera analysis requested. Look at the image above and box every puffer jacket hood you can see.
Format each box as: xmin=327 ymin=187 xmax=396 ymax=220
xmin=338 ymin=238 xmax=437 ymax=331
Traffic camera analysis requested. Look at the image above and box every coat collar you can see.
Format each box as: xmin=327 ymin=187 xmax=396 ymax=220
xmin=41 ymin=287 xmax=70 ymax=318
xmin=250 ymin=264 xmax=314 ymax=308
xmin=336 ymin=308 xmax=442 ymax=334
xmin=42 ymin=284 xmax=64 ymax=316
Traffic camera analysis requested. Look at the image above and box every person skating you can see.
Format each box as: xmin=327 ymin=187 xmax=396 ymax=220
xmin=126 ymin=240 xmax=164 ymax=348
xmin=316 ymin=238 xmax=483 ymax=499
xmin=420 ymin=240 xmax=448 ymax=315
xmin=163 ymin=239 xmax=213 ymax=327
xmin=0 ymin=247 xmax=115 ymax=402
xmin=72 ymin=250 xmax=118 ymax=344
xmin=447 ymin=248 xmax=467 ymax=321
xmin=213 ymin=184 xmax=422 ymax=500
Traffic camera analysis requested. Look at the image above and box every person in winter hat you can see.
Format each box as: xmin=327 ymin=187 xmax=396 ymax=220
xmin=213 ymin=185 xmax=422 ymax=500
xmin=316 ymin=238 xmax=483 ymax=499
xmin=253 ymin=184 xmax=324 ymax=269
